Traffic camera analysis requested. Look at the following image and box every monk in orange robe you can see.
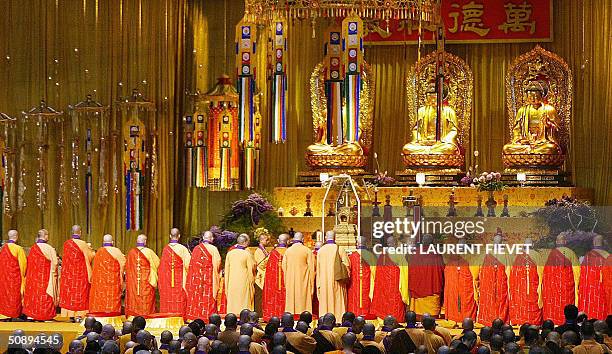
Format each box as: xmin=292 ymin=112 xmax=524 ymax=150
xmin=408 ymin=235 xmax=444 ymax=317
xmin=443 ymin=251 xmax=479 ymax=324
xmin=509 ymin=239 xmax=544 ymax=325
xmin=89 ymin=234 xmax=126 ymax=315
xmin=371 ymin=237 xmax=408 ymax=321
xmin=0 ymin=230 xmax=26 ymax=318
xmin=312 ymin=241 xmax=322 ymax=318
xmin=262 ymin=234 xmax=289 ymax=320
xmin=158 ymin=228 xmax=191 ymax=316
xmin=125 ymin=234 xmax=160 ymax=316
xmin=542 ymin=234 xmax=580 ymax=324
xmin=477 ymin=235 xmax=511 ymax=326
xmin=185 ymin=231 xmax=221 ymax=320
xmin=578 ymin=235 xmax=609 ymax=320
xmin=346 ymin=237 xmax=376 ymax=317
xmin=23 ymin=229 xmax=59 ymax=321
xmin=59 ymin=225 xmax=95 ymax=319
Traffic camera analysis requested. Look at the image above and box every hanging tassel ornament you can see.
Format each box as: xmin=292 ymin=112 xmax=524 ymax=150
xmin=270 ymin=17 xmax=287 ymax=143
xmin=0 ymin=113 xmax=16 ymax=223
xmin=183 ymin=90 xmax=209 ymax=188
xmin=341 ymin=15 xmax=364 ymax=144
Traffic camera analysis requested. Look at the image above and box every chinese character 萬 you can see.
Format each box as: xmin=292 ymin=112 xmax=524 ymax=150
xmin=498 ymin=1 xmax=536 ymax=34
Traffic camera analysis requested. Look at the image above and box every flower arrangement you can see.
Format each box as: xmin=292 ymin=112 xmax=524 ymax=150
xmin=372 ymin=171 xmax=396 ymax=187
xmin=463 ymin=171 xmax=504 ymax=192
xmin=220 ymin=192 xmax=285 ymax=245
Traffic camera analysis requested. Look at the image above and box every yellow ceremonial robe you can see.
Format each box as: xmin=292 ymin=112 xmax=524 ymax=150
xmin=316 ymin=242 xmax=350 ymax=320
xmin=224 ymin=247 xmax=256 ymax=314
xmin=283 ymin=242 xmax=315 ymax=314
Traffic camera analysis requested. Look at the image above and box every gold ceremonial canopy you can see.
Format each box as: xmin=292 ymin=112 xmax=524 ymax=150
xmin=403 ymin=51 xmax=473 ymax=171
xmin=503 ymin=46 xmax=572 ymax=170
xmin=244 ymin=0 xmax=438 ymax=22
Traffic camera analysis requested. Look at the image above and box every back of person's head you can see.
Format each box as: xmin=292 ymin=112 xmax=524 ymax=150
xmin=581 ymin=321 xmax=595 ymax=339
xmin=561 ymin=331 xmax=579 ymax=346
xmin=299 ymin=311 xmax=312 ymax=325
xmin=477 ymin=346 xmax=491 ymax=354
xmin=519 ymin=323 xmax=532 ymax=337
xmin=505 ymin=342 xmax=520 ymax=354
xmin=382 ymin=315 xmax=396 ymax=329
xmin=281 ymin=313 xmax=294 ymax=328
xmin=437 ymin=346 xmax=450 ymax=354
xmin=240 ymin=323 xmax=254 ymax=337
xmin=563 ymin=305 xmax=579 ymax=321
xmin=238 ymin=335 xmax=251 ymax=352
xmin=480 ymin=327 xmax=492 ymax=342
xmin=462 ymin=331 xmax=478 ymax=349
xmin=93 ymin=321 xmax=103 ymax=334
xmin=362 ymin=323 xmax=376 ymax=338
xmin=576 ymin=312 xmax=588 ymax=325
xmin=342 ymin=332 xmax=357 ymax=349
xmin=101 ymin=341 xmax=120 ymax=354
xmin=239 ymin=309 xmax=250 ymax=323
xmin=272 ymin=332 xmax=287 ymax=346
xmin=271 ymin=345 xmax=286 ymax=354
xmin=265 ymin=322 xmax=279 ymax=337
xmin=179 ymin=326 xmax=192 ymax=339
xmin=168 ymin=340 xmax=181 ymax=354
xmin=491 ymin=319 xmax=504 ymax=334
xmin=188 ymin=321 xmax=201 ymax=337
xmin=502 ymin=329 xmax=516 ymax=343
xmin=269 ymin=316 xmax=281 ymax=328
xmin=132 ymin=316 xmax=147 ymax=332
xmin=248 ymin=311 xmax=259 ymax=324
xmin=295 ymin=321 xmax=309 ymax=334
xmin=405 ymin=311 xmax=418 ymax=326
xmin=209 ymin=314 xmax=222 ymax=327
xmin=423 ymin=316 xmax=436 ymax=331
xmin=160 ymin=330 xmax=173 ymax=344
xmin=352 ymin=316 xmax=366 ymax=333
xmin=490 ymin=334 xmax=504 ymax=351
xmin=224 ymin=313 xmax=238 ymax=329
xmin=342 ymin=312 xmax=356 ymax=325
xmin=524 ymin=326 xmax=539 ymax=345
xmin=122 ymin=321 xmax=133 ymax=335
xmin=325 ymin=313 xmax=337 ymax=327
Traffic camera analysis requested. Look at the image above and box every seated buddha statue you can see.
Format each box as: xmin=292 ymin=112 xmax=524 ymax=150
xmin=403 ymin=85 xmax=459 ymax=155
xmin=306 ymin=122 xmax=364 ymax=156
xmin=502 ymin=83 xmax=561 ymax=155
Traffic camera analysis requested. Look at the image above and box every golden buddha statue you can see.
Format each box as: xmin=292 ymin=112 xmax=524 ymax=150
xmin=305 ymin=18 xmax=374 ymax=170
xmin=401 ymin=51 xmax=472 ymax=171
xmin=502 ymin=83 xmax=561 ymax=155
xmin=403 ymin=84 xmax=459 ymax=155
xmin=502 ymin=46 xmax=572 ymax=170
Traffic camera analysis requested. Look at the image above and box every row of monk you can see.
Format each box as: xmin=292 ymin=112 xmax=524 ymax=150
xmin=0 ymin=226 xmax=609 ymax=326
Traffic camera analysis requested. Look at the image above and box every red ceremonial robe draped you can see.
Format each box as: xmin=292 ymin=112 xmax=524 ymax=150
xmin=542 ymin=249 xmax=576 ymax=324
xmin=408 ymin=251 xmax=444 ymax=299
xmin=477 ymin=255 xmax=509 ymax=326
xmin=578 ymin=249 xmax=608 ymax=319
xmin=443 ymin=255 xmax=477 ymax=322
xmin=89 ymin=248 xmax=122 ymax=314
xmin=605 ymin=255 xmax=612 ymax=316
xmin=185 ymin=244 xmax=216 ymax=320
xmin=371 ymin=254 xmax=404 ymax=320
xmin=23 ymin=245 xmax=56 ymax=320
xmin=262 ymin=248 xmax=286 ymax=321
xmin=509 ymin=254 xmax=542 ymax=325
xmin=0 ymin=245 xmax=23 ymax=317
xmin=59 ymin=239 xmax=90 ymax=311
xmin=125 ymin=248 xmax=155 ymax=316
xmin=347 ymin=251 xmax=372 ymax=317
xmin=158 ymin=245 xmax=187 ymax=315
xmin=312 ymin=249 xmax=319 ymax=317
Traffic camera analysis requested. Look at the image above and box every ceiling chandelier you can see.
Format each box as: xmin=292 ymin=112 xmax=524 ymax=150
xmin=244 ymin=0 xmax=439 ymax=23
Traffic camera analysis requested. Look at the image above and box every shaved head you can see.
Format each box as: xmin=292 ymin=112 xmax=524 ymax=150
xmin=293 ymin=232 xmax=304 ymax=241
xmin=103 ymin=234 xmax=113 ymax=244
xmin=325 ymin=230 xmax=335 ymax=241
xmin=72 ymin=225 xmax=82 ymax=235
xmin=170 ymin=228 xmax=180 ymax=240
xmin=314 ymin=241 xmax=322 ymax=250
xmin=136 ymin=234 xmax=147 ymax=245
xmin=237 ymin=234 xmax=249 ymax=245
xmin=38 ymin=229 xmax=49 ymax=241
xmin=278 ymin=234 xmax=289 ymax=245
xmin=7 ymin=229 xmax=18 ymax=240
xmin=202 ymin=231 xmax=214 ymax=242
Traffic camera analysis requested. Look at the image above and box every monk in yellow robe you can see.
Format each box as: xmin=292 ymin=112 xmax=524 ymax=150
xmin=283 ymin=232 xmax=315 ymax=314
xmin=0 ymin=230 xmax=26 ymax=318
xmin=89 ymin=234 xmax=126 ymax=315
xmin=59 ymin=225 xmax=95 ymax=320
xmin=125 ymin=234 xmax=160 ymax=316
xmin=23 ymin=229 xmax=59 ymax=321
xmin=317 ymin=230 xmax=350 ymax=320
xmin=542 ymin=233 xmax=580 ymax=324
xmin=225 ymin=234 xmax=256 ymax=314
xmin=158 ymin=228 xmax=191 ymax=316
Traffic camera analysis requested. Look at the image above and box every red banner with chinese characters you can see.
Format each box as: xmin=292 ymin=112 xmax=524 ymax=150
xmin=364 ymin=0 xmax=552 ymax=44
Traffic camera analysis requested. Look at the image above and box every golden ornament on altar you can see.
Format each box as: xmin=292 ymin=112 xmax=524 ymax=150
xmin=502 ymin=46 xmax=572 ymax=170
xmin=402 ymin=51 xmax=473 ymax=170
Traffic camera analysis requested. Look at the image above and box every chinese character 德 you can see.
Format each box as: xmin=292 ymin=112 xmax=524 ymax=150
xmin=498 ymin=1 xmax=536 ymax=34
xmin=448 ymin=1 xmax=491 ymax=37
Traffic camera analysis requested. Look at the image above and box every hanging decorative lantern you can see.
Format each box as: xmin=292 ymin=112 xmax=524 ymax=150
xmin=116 ymin=89 xmax=156 ymax=231
xmin=0 ymin=112 xmax=17 ymax=222
xmin=68 ymin=95 xmax=110 ymax=235
xmin=342 ymin=14 xmax=365 ymax=144
xmin=269 ymin=16 xmax=287 ymax=144
xmin=22 ymin=100 xmax=65 ymax=211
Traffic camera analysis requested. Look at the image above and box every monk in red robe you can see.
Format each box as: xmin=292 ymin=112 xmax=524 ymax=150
xmin=477 ymin=235 xmax=510 ymax=326
xmin=185 ymin=231 xmax=221 ymax=320
xmin=262 ymin=234 xmax=289 ymax=320
xmin=158 ymin=228 xmax=191 ymax=316
xmin=0 ymin=230 xmax=26 ymax=318
xmin=443 ymin=250 xmax=479 ymax=324
xmin=604 ymin=254 xmax=612 ymax=316
xmin=59 ymin=225 xmax=95 ymax=320
xmin=346 ymin=237 xmax=376 ymax=317
xmin=578 ymin=235 xmax=609 ymax=320
xmin=125 ymin=234 xmax=160 ymax=316
xmin=542 ymin=234 xmax=580 ymax=324
xmin=23 ymin=229 xmax=59 ymax=321
xmin=408 ymin=235 xmax=444 ymax=317
xmin=89 ymin=234 xmax=126 ymax=314
xmin=371 ymin=237 xmax=408 ymax=321
xmin=509 ymin=239 xmax=543 ymax=325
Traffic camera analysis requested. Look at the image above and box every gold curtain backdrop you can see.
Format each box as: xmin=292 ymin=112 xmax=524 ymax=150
xmin=0 ymin=0 xmax=611 ymax=251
